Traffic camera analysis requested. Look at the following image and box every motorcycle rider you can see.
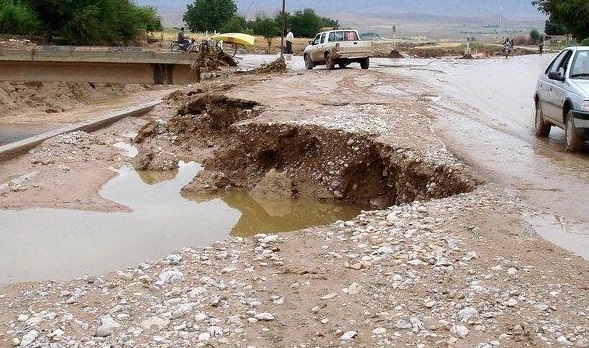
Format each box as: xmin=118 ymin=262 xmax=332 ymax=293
xmin=177 ymin=27 xmax=190 ymax=50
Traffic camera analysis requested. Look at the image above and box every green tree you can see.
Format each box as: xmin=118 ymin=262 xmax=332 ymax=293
xmin=18 ymin=0 xmax=155 ymax=45
xmin=529 ymin=28 xmax=543 ymax=44
xmin=253 ymin=16 xmax=279 ymax=52
xmin=183 ymin=0 xmax=237 ymax=32
xmin=287 ymin=8 xmax=338 ymax=38
xmin=220 ymin=15 xmax=245 ymax=33
xmin=532 ymin=0 xmax=589 ymax=40
xmin=544 ymin=18 xmax=566 ymax=35
xmin=135 ymin=6 xmax=162 ymax=32
xmin=0 ymin=0 xmax=40 ymax=35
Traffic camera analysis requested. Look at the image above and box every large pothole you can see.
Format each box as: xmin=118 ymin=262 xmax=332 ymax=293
xmin=135 ymin=92 xmax=479 ymax=210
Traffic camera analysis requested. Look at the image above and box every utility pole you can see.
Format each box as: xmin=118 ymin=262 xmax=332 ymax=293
xmin=499 ymin=0 xmax=503 ymax=40
xmin=280 ymin=0 xmax=286 ymax=58
xmin=392 ymin=25 xmax=396 ymax=50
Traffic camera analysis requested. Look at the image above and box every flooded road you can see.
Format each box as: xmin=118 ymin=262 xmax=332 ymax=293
xmin=3 ymin=53 xmax=589 ymax=284
xmin=0 ymin=122 xmax=58 ymax=146
xmin=0 ymin=161 xmax=360 ymax=284
xmin=384 ymin=54 xmax=589 ymax=260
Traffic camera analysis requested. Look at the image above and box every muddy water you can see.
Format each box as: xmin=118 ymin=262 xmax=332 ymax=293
xmin=0 ymin=122 xmax=58 ymax=146
xmin=0 ymin=161 xmax=361 ymax=285
xmin=387 ymin=54 xmax=589 ymax=261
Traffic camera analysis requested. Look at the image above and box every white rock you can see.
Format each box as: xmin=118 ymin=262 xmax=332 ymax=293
xmin=556 ymin=336 xmax=573 ymax=346
xmin=20 ymin=330 xmax=39 ymax=347
xmin=194 ymin=313 xmax=209 ymax=321
xmin=341 ymin=331 xmax=358 ymax=340
xmin=198 ymin=332 xmax=211 ymax=341
xmin=255 ymin=313 xmax=275 ymax=321
xmin=347 ymin=282 xmax=362 ymax=295
xmin=372 ymin=327 xmax=387 ymax=335
xmin=99 ymin=314 xmax=120 ymax=329
xmin=156 ymin=269 xmax=184 ymax=285
xmin=166 ymin=254 xmax=183 ymax=265
xmin=139 ymin=316 xmax=170 ymax=330
xmin=450 ymin=324 xmax=469 ymax=338
xmin=457 ymin=307 xmax=479 ymax=322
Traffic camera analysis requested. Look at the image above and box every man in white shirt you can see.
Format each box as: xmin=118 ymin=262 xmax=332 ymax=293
xmin=285 ymin=29 xmax=294 ymax=54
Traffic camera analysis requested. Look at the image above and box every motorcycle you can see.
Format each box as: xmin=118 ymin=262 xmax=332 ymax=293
xmin=503 ymin=43 xmax=513 ymax=58
xmin=170 ymin=38 xmax=198 ymax=53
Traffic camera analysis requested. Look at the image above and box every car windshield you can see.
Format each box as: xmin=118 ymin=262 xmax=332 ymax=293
xmin=570 ymin=51 xmax=589 ymax=78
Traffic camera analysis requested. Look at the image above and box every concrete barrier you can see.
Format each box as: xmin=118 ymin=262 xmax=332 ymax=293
xmin=0 ymin=100 xmax=161 ymax=162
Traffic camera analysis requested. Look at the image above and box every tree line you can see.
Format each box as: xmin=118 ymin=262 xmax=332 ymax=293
xmin=0 ymin=0 xmax=162 ymax=45
xmin=0 ymin=0 xmax=338 ymax=46
xmin=183 ymin=0 xmax=338 ymax=39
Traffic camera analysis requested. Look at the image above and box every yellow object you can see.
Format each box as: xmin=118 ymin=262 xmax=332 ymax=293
xmin=210 ymin=33 xmax=256 ymax=46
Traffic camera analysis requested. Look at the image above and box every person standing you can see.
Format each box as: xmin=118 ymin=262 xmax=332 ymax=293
xmin=286 ymin=29 xmax=294 ymax=54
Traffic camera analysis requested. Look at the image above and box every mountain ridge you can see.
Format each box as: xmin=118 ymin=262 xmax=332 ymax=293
xmin=137 ymin=0 xmax=545 ymax=21
xmin=136 ymin=0 xmax=546 ymax=38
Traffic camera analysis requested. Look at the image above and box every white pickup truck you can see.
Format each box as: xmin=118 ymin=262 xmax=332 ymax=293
xmin=303 ymin=29 xmax=372 ymax=70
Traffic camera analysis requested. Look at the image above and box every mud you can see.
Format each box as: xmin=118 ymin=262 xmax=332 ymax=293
xmin=4 ymin=56 xmax=589 ymax=347
xmin=252 ymin=57 xmax=288 ymax=74
xmin=134 ymin=89 xmax=478 ymax=210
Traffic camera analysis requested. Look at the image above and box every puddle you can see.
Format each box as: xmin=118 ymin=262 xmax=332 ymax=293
xmin=0 ymin=161 xmax=361 ymax=285
xmin=186 ymin=191 xmax=361 ymax=237
xmin=524 ymin=214 xmax=589 ymax=261
xmin=0 ymin=122 xmax=58 ymax=146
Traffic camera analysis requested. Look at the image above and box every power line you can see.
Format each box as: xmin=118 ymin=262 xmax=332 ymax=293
xmin=244 ymin=0 xmax=257 ymax=18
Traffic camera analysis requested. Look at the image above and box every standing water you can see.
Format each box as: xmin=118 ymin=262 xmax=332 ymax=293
xmin=0 ymin=161 xmax=361 ymax=284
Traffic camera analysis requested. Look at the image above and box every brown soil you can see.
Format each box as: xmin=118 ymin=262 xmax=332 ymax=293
xmin=1 ymin=62 xmax=589 ymax=347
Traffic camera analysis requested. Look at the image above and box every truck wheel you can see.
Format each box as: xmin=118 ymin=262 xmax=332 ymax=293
xmin=304 ymin=55 xmax=314 ymax=70
xmin=360 ymin=57 xmax=370 ymax=69
xmin=326 ymin=53 xmax=335 ymax=70
xmin=339 ymin=62 xmax=349 ymax=69
xmin=565 ymin=110 xmax=583 ymax=152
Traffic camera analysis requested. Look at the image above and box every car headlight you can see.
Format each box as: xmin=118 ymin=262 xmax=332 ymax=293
xmin=583 ymin=100 xmax=589 ymax=111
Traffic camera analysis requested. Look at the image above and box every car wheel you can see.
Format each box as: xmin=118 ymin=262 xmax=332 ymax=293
xmin=326 ymin=53 xmax=335 ymax=70
xmin=565 ymin=110 xmax=583 ymax=152
xmin=534 ymin=101 xmax=551 ymax=137
xmin=304 ymin=55 xmax=314 ymax=70
xmin=360 ymin=57 xmax=370 ymax=69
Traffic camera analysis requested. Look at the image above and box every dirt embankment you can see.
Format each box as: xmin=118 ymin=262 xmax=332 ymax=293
xmin=132 ymin=88 xmax=478 ymax=210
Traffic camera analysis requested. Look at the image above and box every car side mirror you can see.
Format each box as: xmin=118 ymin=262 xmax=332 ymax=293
xmin=548 ymin=71 xmax=566 ymax=82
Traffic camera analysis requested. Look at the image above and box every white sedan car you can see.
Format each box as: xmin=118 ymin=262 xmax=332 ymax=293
xmin=534 ymin=46 xmax=589 ymax=152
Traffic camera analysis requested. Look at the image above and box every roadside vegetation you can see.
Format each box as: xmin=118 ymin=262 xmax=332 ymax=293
xmin=181 ymin=0 xmax=338 ymax=48
xmin=533 ymin=0 xmax=589 ymax=41
xmin=0 ymin=0 xmax=338 ymax=47
xmin=0 ymin=0 xmax=162 ymax=45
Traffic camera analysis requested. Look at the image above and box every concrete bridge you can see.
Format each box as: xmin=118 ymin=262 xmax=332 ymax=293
xmin=0 ymin=47 xmax=198 ymax=85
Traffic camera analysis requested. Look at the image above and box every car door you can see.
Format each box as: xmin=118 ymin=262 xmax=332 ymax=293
xmin=311 ymin=33 xmax=327 ymax=62
xmin=541 ymin=49 xmax=573 ymax=125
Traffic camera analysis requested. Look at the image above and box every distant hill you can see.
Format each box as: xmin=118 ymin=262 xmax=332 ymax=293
xmin=136 ymin=0 xmax=546 ymax=39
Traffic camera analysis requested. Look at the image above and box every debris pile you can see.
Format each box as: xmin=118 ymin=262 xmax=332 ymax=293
xmin=388 ymin=49 xmax=403 ymax=58
xmin=190 ymin=41 xmax=238 ymax=83
xmin=253 ymin=57 xmax=287 ymax=74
